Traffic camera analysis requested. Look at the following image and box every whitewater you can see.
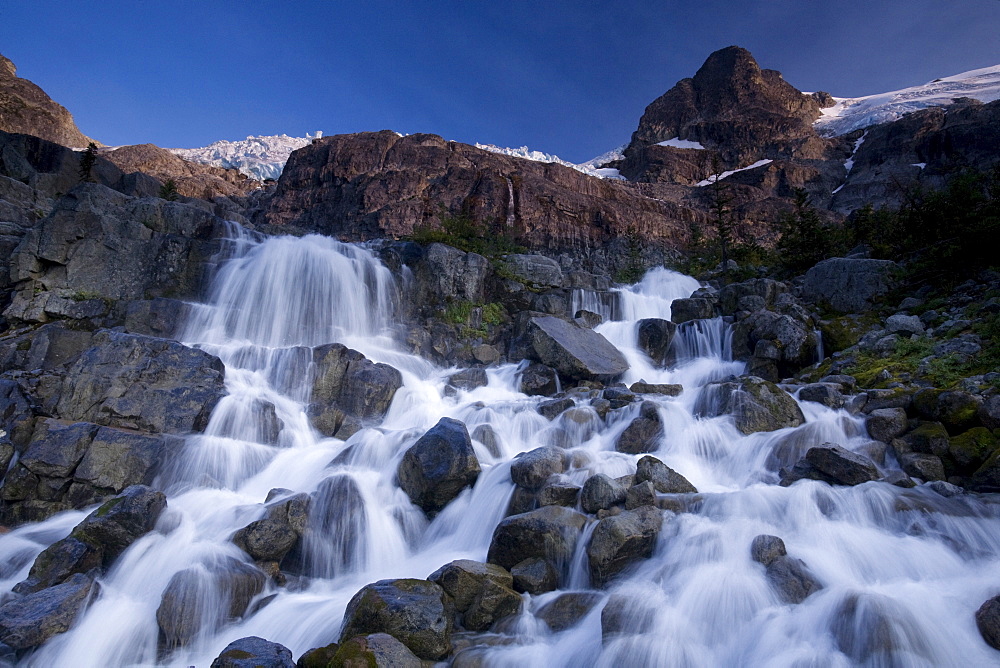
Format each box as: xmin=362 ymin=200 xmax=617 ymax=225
xmin=1 ymin=225 xmax=999 ymax=667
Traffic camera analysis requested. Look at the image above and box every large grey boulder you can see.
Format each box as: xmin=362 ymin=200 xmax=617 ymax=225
xmin=524 ymin=315 xmax=629 ymax=382
xmin=509 ymin=446 xmax=565 ymax=491
xmin=637 ymin=318 xmax=676 ymax=366
xmin=331 ymin=634 xmax=421 ymax=668
xmin=866 ymin=408 xmax=908 ymax=443
xmin=309 ymin=343 xmax=402 ymax=437
xmin=397 ymin=418 xmax=481 ymax=514
xmin=232 ymin=519 xmax=299 ymax=563
xmin=780 ymin=444 xmax=880 ymax=487
xmin=731 ymin=310 xmax=820 ymax=375
xmin=615 ymin=401 xmax=664 ymax=454
xmin=503 ymin=254 xmax=563 ymax=289
xmin=671 ymin=298 xmax=715 ymax=323
xmin=428 ymin=560 xmax=513 ymax=614
xmin=699 ymin=376 xmax=805 ymax=434
xmin=635 ymin=455 xmax=697 ymax=493
xmin=587 ymin=506 xmax=663 ymax=587
xmin=0 ymin=572 xmax=94 ymax=650
xmin=53 ymin=330 xmax=226 ymax=434
xmin=802 ymin=257 xmax=898 ymax=313
xmin=580 ymin=473 xmax=628 ymax=513
xmin=339 ymin=579 xmax=455 ymax=660
xmin=487 ymin=505 xmax=588 ymax=579
xmin=719 ymin=278 xmax=788 ymax=315
xmin=210 ymin=636 xmax=295 ymax=668
xmin=535 ymin=592 xmax=603 ymax=632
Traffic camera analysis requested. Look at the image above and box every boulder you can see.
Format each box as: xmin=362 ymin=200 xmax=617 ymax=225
xmin=948 ymin=427 xmax=999 ymax=472
xmin=309 ymin=343 xmax=402 ymax=436
xmin=719 ymin=279 xmax=787 ymax=315
xmin=671 ymin=298 xmax=715 ymax=323
xmin=448 ymin=368 xmax=489 ymax=392
xmin=296 ymin=644 xmax=340 ymax=668
xmin=629 ymin=381 xmax=683 ymax=396
xmin=537 ymin=397 xmax=574 ymax=420
xmin=780 ymin=444 xmax=880 ymax=487
xmin=635 ymin=455 xmax=697 ymax=493
xmin=535 ymin=592 xmax=603 ymax=632
xmin=503 ymin=254 xmax=564 ymax=289
xmin=750 ymin=535 xmax=822 ymax=604
xmin=699 ymin=376 xmax=805 ymax=434
xmin=899 ymin=453 xmax=946 ymax=482
xmin=487 ymin=506 xmax=588 ymax=578
xmin=510 ymin=557 xmax=558 ymax=595
xmin=519 ymin=362 xmax=559 ymax=396
xmin=801 ymin=258 xmax=898 ymax=313
xmin=975 ymin=594 xmax=1000 ymax=651
xmin=731 ymin=310 xmax=819 ymax=375
xmin=232 ymin=519 xmax=299 ymax=563
xmin=210 ymin=636 xmax=295 ymax=668
xmin=601 ymin=593 xmax=658 ymax=639
xmin=637 ymin=318 xmax=677 ymax=366
xmin=979 ymin=395 xmax=1000 ymax=430
xmin=509 ymin=446 xmax=565 ymax=491
xmin=537 ymin=481 xmax=580 ymax=508
xmin=0 ymin=573 xmax=94 ymax=650
xmin=912 ymin=389 xmax=982 ymax=432
xmin=524 ymin=315 xmax=629 ymax=382
xmin=428 ymin=560 xmax=513 ymax=614
xmin=587 ymin=506 xmax=663 ymax=587
xmin=865 ymin=408 xmax=908 ymax=443
xmin=412 ymin=243 xmax=492 ymax=306
xmin=580 ymin=474 xmax=628 ymax=514
xmin=331 ymin=633 xmax=421 ymax=668
xmin=338 ymin=579 xmax=454 ymax=660
xmin=625 ymin=481 xmax=658 ymax=510
xmin=615 ymin=401 xmax=664 ymax=454
xmin=73 ymin=426 xmax=173 ymax=493
xmin=53 ymin=330 xmax=226 ymax=434
xmin=798 ymin=383 xmax=845 ymax=409
xmin=462 ymin=579 xmax=522 ymax=632
xmin=471 ymin=424 xmax=502 ymax=458
xmin=885 ymin=314 xmax=924 ymax=336
xmin=397 ymin=418 xmax=480 ymax=514
xmin=900 ymin=422 xmax=950 ymax=458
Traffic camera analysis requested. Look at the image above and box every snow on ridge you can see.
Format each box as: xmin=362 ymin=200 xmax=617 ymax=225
xmin=170 ymin=132 xmax=322 ymax=181
xmin=656 ymin=137 xmax=706 ymax=150
xmin=815 ymin=64 xmax=1000 ymax=136
xmin=474 ymin=142 xmax=626 ymax=179
xmin=696 ymin=159 xmax=772 ymax=187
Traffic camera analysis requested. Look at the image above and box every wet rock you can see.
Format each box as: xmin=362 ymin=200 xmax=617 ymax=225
xmin=519 ymin=362 xmax=559 ymax=396
xmin=899 ymin=453 xmax=946 ymax=482
xmin=780 ymin=444 xmax=880 ymax=487
xmin=538 ymin=397 xmax=574 ymax=420
xmin=629 ymin=381 xmax=683 ymax=396
xmin=948 ymin=427 xmax=999 ymax=472
xmin=924 ymin=480 xmax=963 ymax=497
xmin=510 ymin=557 xmax=558 ymax=595
xmin=601 ymin=593 xmax=657 ymax=639
xmin=54 ymin=330 xmax=226 ymax=434
xmin=587 ymin=506 xmax=663 ymax=587
xmin=123 ymin=298 xmax=189 ymax=338
xmin=233 ymin=519 xmax=299 ymax=563
xmin=625 ymin=481 xmax=657 ymax=509
xmin=979 ymin=395 xmax=1000 ymax=430
xmin=73 ymin=426 xmax=172 ymax=492
xmin=331 ymin=633 xmax=421 ymax=668
xmin=339 ymin=578 xmax=454 ymax=660
xmin=831 ymin=593 xmax=930 ymax=664
xmin=798 ymin=383 xmax=845 ymax=409
xmin=912 ymin=389 xmax=982 ymax=432
xmin=310 ymin=344 xmax=402 ymax=435
xmin=731 ymin=310 xmax=819 ymax=376
xmin=750 ymin=535 xmax=786 ymax=566
xmin=428 ymin=560 xmax=513 ymax=614
xmin=397 ymin=417 xmax=480 ymax=514
xmin=635 ymin=455 xmax=698 ymax=494
xmin=975 ymin=594 xmax=1000 ymax=650
xmin=580 ymin=474 xmax=628 ymax=514
xmin=574 ymin=310 xmax=603 ymax=328
xmin=509 ymin=446 xmax=565 ymax=491
xmin=615 ymin=401 xmax=663 ymax=454
xmin=881 ymin=471 xmax=917 ymax=488
xmin=487 ymin=505 xmax=588 ymax=577
xmin=463 ymin=579 xmax=522 ymax=631
xmin=525 ymin=315 xmax=629 ymax=382
xmin=296 ymin=643 xmax=340 ymax=668
xmin=471 ymin=424 xmax=502 ymax=458
xmin=535 ymin=592 xmax=602 ymax=632
xmin=719 ymin=279 xmax=787 ymax=315
xmin=0 ymin=572 xmax=95 ymax=650
xmin=862 ymin=389 xmax=913 ymax=413
xmin=801 ymin=258 xmax=898 ymax=313
xmin=969 ymin=448 xmax=1000 ymax=492
xmin=671 ymin=298 xmax=715 ymax=323
xmin=537 ymin=482 xmax=580 ymax=507
xmin=448 ymin=368 xmax=489 ymax=392
xmin=506 ymin=487 xmax=537 ymax=516
xmin=900 ymin=422 xmax=950 ymax=458
xmin=504 ymin=254 xmax=563 ymax=289
xmin=700 ymin=376 xmax=805 ymax=434
xmin=637 ymin=318 xmax=677 ymax=366
xmin=210 ymin=636 xmax=295 ymax=668
xmin=603 ymin=387 xmax=637 ymax=409
xmin=157 ymin=558 xmax=266 ymax=648
xmin=19 ymin=419 xmax=99 ymax=478
xmin=750 ymin=535 xmax=822 ymax=604
xmin=866 ymin=408 xmax=908 ymax=443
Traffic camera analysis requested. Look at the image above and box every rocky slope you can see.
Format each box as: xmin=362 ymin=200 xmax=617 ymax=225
xmin=102 ymin=143 xmax=261 ymax=200
xmin=0 ymin=54 xmax=96 ymax=149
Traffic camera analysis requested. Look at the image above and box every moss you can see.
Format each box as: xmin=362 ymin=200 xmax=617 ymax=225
xmin=949 ymin=427 xmax=1000 ymax=471
xmin=92 ymin=495 xmax=124 ymax=518
xmin=481 ymin=302 xmax=507 ymax=326
xmin=220 ymin=649 xmax=254 ymax=660
xmin=296 ymin=643 xmax=339 ymax=668
xmin=442 ymin=301 xmax=474 ymax=325
xmin=819 ymin=315 xmax=877 ymax=354
xmin=332 ymin=639 xmax=377 ymax=668
xmin=16 ymin=340 xmax=31 ymax=351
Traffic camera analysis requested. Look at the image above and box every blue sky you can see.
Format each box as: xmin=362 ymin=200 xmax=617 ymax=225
xmin=3 ymin=1 xmax=999 ymax=162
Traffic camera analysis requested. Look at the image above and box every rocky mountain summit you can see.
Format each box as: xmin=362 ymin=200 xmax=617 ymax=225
xmin=0 ymin=54 xmax=95 ymax=149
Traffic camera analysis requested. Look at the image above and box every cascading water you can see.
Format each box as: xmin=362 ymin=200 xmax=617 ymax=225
xmin=2 ymin=228 xmax=1000 ymax=667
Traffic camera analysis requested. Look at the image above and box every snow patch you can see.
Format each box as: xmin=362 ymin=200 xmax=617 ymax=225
xmin=656 ymin=137 xmax=706 ymax=150
xmin=171 ymin=133 xmax=321 ymax=180
xmin=474 ymin=142 xmax=627 ymax=179
xmin=912 ymin=163 xmax=927 ymax=170
xmin=815 ymin=64 xmax=1000 ymax=136
xmin=843 ymin=132 xmax=867 ymax=173
xmin=696 ymin=159 xmax=773 ymax=187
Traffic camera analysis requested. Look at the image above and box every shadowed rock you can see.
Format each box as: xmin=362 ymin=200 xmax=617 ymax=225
xmin=397 ymin=418 xmax=480 ymax=514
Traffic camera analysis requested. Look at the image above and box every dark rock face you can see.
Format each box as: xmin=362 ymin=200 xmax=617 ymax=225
xmin=801 ymin=258 xmax=898 ymax=313
xmin=519 ymin=362 xmax=559 ymax=396
xmin=524 ymin=315 xmax=629 ymax=382
xmin=699 ymin=376 xmax=805 ymax=434
xmin=487 ymin=505 xmax=588 ymax=580
xmin=780 ymin=444 xmax=880 ymax=487
xmin=671 ymin=298 xmax=716 ymax=323
xmin=0 ymin=53 xmax=95 ymax=148
xmin=259 ymin=131 xmax=694 ymax=251
xmin=338 ymin=579 xmax=454 ymax=660
xmin=587 ymin=506 xmax=663 ymax=587
xmin=411 ymin=243 xmax=493 ymax=307
xmin=976 ymin=594 xmax=1000 ymax=651
xmin=397 ymin=418 xmax=480 ymax=514
xmin=510 ymin=446 xmax=565 ymax=491
xmin=51 ymin=330 xmax=226 ymax=434
xmin=615 ymin=401 xmax=664 ymax=454
xmin=0 ymin=572 xmax=94 ymax=650
xmin=510 ymin=557 xmax=558 ymax=595
xmin=104 ymin=143 xmax=258 ymax=201
xmin=580 ymin=473 xmax=628 ymax=513
xmin=637 ymin=318 xmax=677 ymax=366
xmin=731 ymin=309 xmax=820 ymax=377
xmin=209 ymin=636 xmax=296 ymax=668
xmin=866 ymin=408 xmax=908 ymax=443
xmin=635 ymin=455 xmax=697 ymax=494
xmin=309 ymin=343 xmax=402 ymax=437
xmin=331 ymin=633 xmax=421 ymax=668
xmin=504 ymin=254 xmax=564 ymax=289
xmin=535 ymin=592 xmax=603 ymax=632
xmin=750 ymin=535 xmax=822 ymax=604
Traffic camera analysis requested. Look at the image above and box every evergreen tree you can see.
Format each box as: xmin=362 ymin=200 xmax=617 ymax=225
xmin=708 ymin=158 xmax=734 ymax=282
xmin=78 ymin=142 xmax=98 ymax=182
xmin=159 ymin=179 xmax=179 ymax=201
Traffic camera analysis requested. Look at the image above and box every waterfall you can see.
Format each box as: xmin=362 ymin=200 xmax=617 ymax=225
xmin=5 ymin=233 xmax=1000 ymax=668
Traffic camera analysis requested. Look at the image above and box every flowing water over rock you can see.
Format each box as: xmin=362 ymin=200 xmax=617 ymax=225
xmin=2 ymin=228 xmax=1000 ymax=667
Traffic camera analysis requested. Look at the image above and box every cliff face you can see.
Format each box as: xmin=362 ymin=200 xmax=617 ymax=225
xmin=103 ymin=143 xmax=260 ymax=199
xmin=259 ymin=131 xmax=700 ymax=250
xmin=0 ymin=54 xmax=96 ymax=149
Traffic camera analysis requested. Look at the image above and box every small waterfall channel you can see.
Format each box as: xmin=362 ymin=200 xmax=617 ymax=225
xmin=3 ymin=228 xmax=1000 ymax=667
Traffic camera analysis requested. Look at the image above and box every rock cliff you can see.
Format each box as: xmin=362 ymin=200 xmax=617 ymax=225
xmin=0 ymin=54 xmax=96 ymax=149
